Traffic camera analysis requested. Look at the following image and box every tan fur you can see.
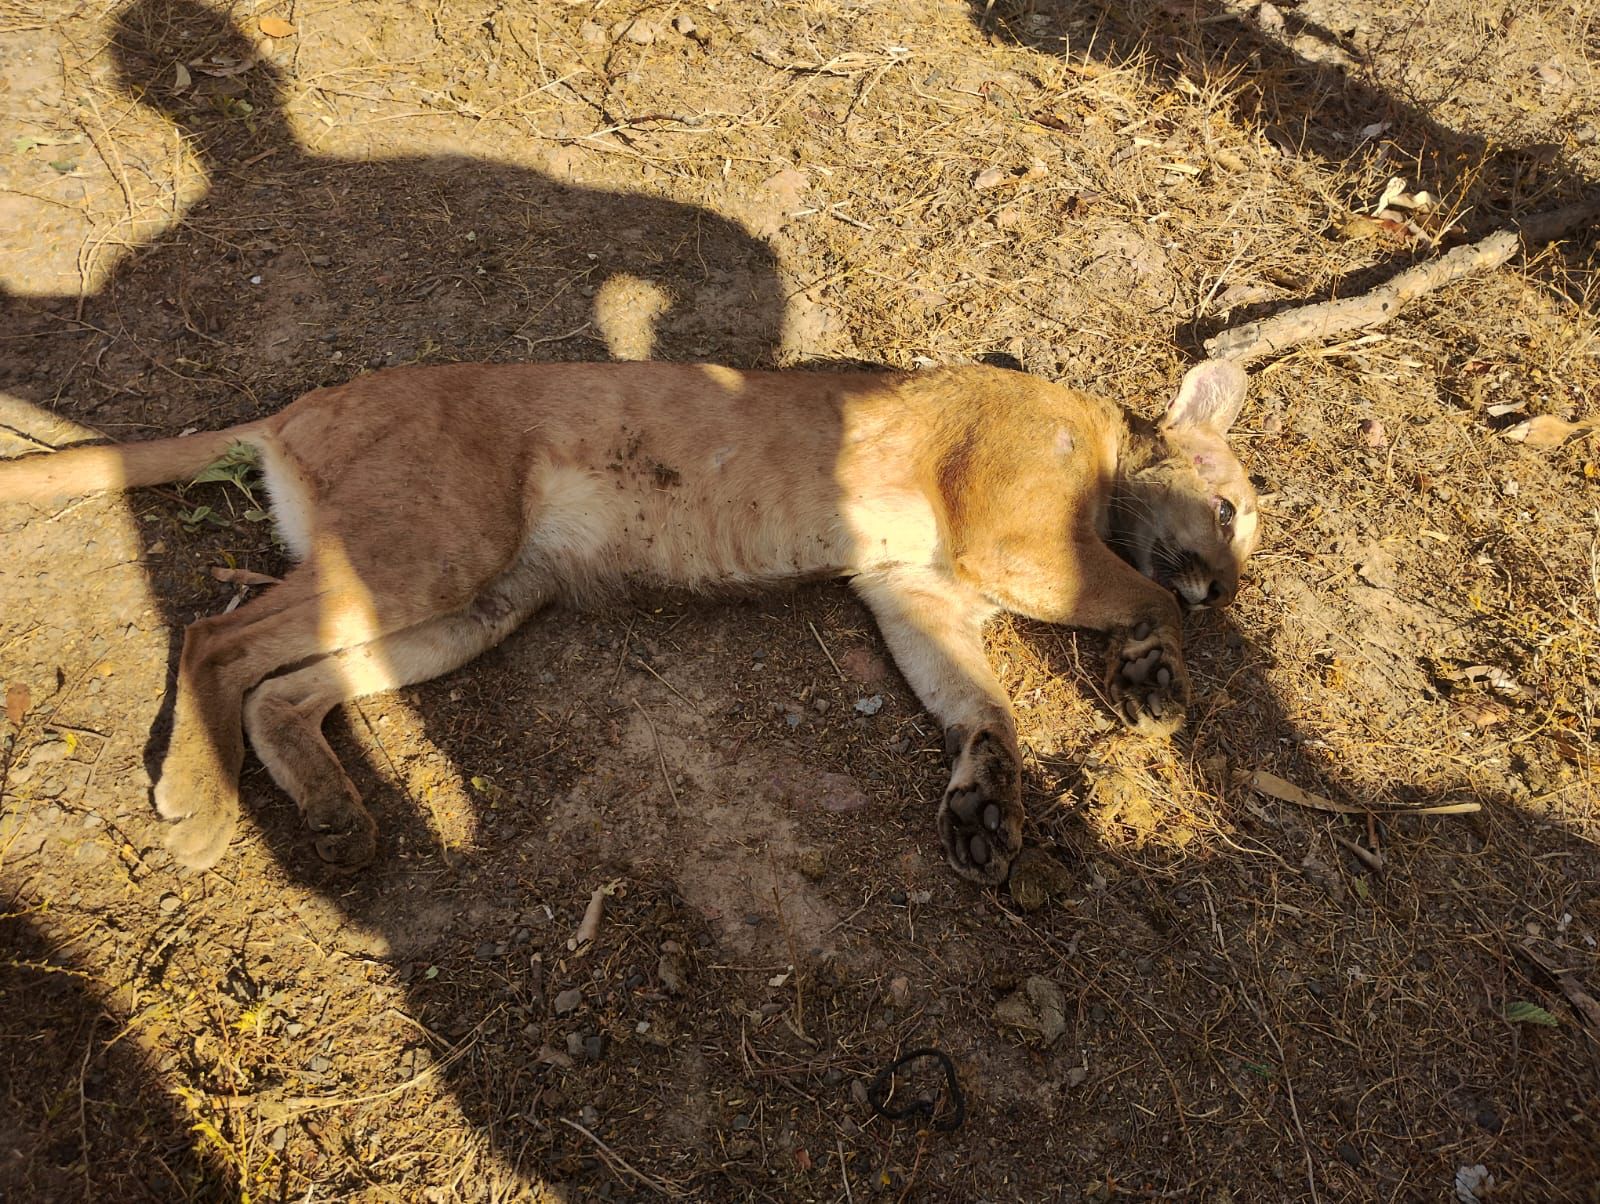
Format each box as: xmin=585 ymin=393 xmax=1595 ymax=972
xmin=0 ymin=359 xmax=1257 ymax=883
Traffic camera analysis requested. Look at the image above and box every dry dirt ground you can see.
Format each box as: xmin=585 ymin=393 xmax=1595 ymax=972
xmin=2 ymin=0 xmax=1599 ymax=1200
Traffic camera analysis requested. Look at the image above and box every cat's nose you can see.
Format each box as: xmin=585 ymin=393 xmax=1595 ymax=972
xmin=1205 ymin=578 xmax=1237 ymax=607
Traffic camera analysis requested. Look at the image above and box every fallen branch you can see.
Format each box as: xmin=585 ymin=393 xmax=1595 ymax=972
xmin=1206 ymin=197 xmax=1600 ymax=364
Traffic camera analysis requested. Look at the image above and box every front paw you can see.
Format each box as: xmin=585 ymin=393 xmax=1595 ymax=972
xmin=937 ymin=725 xmax=1023 ymax=884
xmin=1107 ymin=621 xmax=1190 ymax=737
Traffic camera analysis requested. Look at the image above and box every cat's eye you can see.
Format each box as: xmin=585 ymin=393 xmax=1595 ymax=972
xmin=1215 ymin=497 xmax=1235 ymax=527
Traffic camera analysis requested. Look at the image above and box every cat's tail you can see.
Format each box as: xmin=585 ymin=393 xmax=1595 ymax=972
xmin=0 ymin=421 xmax=266 ymax=504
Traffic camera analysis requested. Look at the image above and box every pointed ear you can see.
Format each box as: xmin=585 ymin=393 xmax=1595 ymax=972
xmin=1161 ymin=359 xmax=1248 ymax=435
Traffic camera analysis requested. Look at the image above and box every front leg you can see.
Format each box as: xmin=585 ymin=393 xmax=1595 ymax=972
xmin=852 ymin=570 xmax=1022 ymax=884
xmin=966 ymin=536 xmax=1192 ymax=737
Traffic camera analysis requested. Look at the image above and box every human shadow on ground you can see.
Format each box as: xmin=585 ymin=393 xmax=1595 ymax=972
xmin=0 ymin=0 xmax=785 ymax=429
xmin=0 ymin=911 xmax=238 ymax=1202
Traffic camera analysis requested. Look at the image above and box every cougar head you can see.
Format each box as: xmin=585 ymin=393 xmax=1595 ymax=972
xmin=1115 ymin=360 xmax=1259 ymax=609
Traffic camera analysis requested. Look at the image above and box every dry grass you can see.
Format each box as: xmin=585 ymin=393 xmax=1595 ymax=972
xmin=2 ymin=0 xmax=1598 ymax=1200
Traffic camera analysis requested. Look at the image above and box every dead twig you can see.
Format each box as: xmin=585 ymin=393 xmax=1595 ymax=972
xmin=1206 ymin=198 xmax=1600 ymax=363
xmin=1513 ymin=943 xmax=1600 ymax=1032
xmin=559 ymin=1117 xmax=685 ymax=1197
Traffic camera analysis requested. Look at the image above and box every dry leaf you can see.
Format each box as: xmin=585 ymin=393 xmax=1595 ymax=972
xmin=1503 ymin=414 xmax=1597 ymax=449
xmin=210 ymin=566 xmax=282 ymax=586
xmin=5 ymin=682 xmax=29 ymax=727
xmin=172 ymin=62 xmax=191 ymax=91
xmin=196 ymin=57 xmax=256 ymax=78
xmin=1249 ymin=770 xmax=1481 ymax=815
xmin=258 ymin=15 xmax=296 ymax=37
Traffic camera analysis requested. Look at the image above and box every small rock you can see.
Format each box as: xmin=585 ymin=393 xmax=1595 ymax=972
xmin=822 ymin=1066 xmax=845 ymax=1087
xmin=553 ymin=987 xmax=583 ymax=1016
xmin=474 ymin=941 xmax=499 ymax=961
xmin=579 ymin=21 xmax=606 ymax=47
xmin=994 ymin=975 xmax=1068 ymax=1046
xmin=1337 ymin=1143 xmax=1362 ymax=1168
xmin=307 ymin=1055 xmax=332 ymax=1074
xmin=731 ymin=1112 xmax=751 ymax=1130
xmin=853 ymin=695 xmax=884 ymax=716
xmin=25 ymin=740 xmax=70 ymax=768
xmin=159 ymin=893 xmax=181 ymax=913
xmin=566 ymin=1031 xmax=585 ymax=1059
xmin=849 ymin=1079 xmax=870 ymax=1108
xmin=812 ymin=697 xmax=830 ymax=714
xmin=888 ymin=888 xmax=908 ymax=906
xmin=583 ymin=1034 xmax=606 ymax=1061
xmin=307 ymin=254 xmax=332 ymax=267
xmin=268 ymin=1126 xmax=287 ymax=1152
xmin=581 ymin=1105 xmax=600 ymax=1127
xmin=539 ymin=1043 xmax=574 ymax=1069
xmin=887 ymin=976 xmax=911 ymax=1008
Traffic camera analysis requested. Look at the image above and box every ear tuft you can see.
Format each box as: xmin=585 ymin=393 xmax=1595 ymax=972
xmin=1162 ymin=359 xmax=1248 ymax=435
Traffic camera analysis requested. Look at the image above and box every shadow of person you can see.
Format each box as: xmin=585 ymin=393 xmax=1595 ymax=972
xmin=1 ymin=911 xmax=239 ymax=1202
xmin=0 ymin=0 xmax=786 ymax=428
xmin=965 ymin=0 xmax=1597 ymax=348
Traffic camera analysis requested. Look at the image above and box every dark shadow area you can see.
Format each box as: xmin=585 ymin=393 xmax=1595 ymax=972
xmin=968 ymin=0 xmax=1598 ymax=350
xmin=0 ymin=0 xmax=785 ymax=429
xmin=0 ymin=910 xmax=238 ymax=1202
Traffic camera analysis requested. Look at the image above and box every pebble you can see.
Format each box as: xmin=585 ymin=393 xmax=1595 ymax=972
xmin=581 ymin=1105 xmax=600 ymax=1127
xmin=474 ymin=942 xmax=500 ymax=961
xmin=583 ymin=1034 xmax=606 ymax=1061
xmin=732 ymin=1112 xmax=751 ymax=1130
xmin=822 ymin=1066 xmax=845 ymax=1087
xmin=553 ymin=987 xmax=584 ymax=1016
xmin=888 ymin=888 xmax=908 ymax=906
xmin=159 ymin=893 xmax=181 ymax=913
xmin=849 ymin=1080 xmax=870 ymax=1108
xmin=853 ymin=695 xmax=884 ymax=715
xmin=307 ymin=1055 xmax=332 ymax=1074
xmin=566 ymin=1031 xmax=585 ymax=1059
xmin=887 ymin=976 xmax=911 ymax=1008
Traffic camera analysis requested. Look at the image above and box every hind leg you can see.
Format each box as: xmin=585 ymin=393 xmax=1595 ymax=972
xmin=243 ymin=597 xmax=541 ymax=866
xmin=157 ymin=564 xmax=449 ymax=869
